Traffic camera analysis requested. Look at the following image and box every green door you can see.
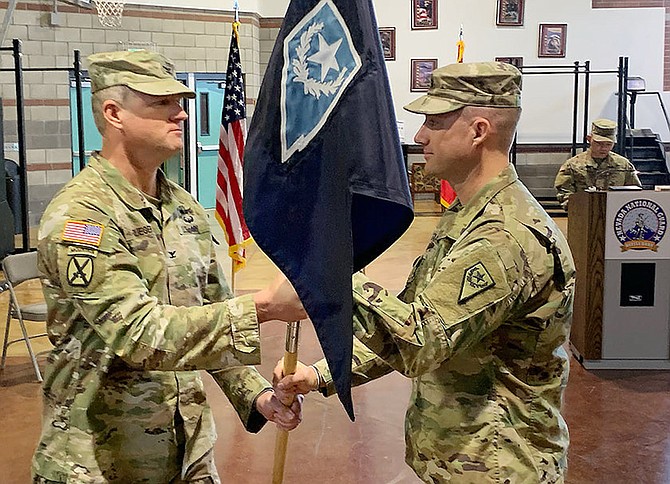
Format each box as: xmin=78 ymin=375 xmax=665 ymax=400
xmin=69 ymin=77 xmax=101 ymax=175
xmin=195 ymin=76 xmax=226 ymax=209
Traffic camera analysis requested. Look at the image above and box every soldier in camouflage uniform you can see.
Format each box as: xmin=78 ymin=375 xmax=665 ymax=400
xmin=554 ymin=118 xmax=641 ymax=210
xmin=32 ymin=50 xmax=304 ymax=483
xmin=275 ymin=62 xmax=575 ymax=483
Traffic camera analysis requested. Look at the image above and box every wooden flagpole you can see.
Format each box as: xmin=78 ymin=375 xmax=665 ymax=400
xmin=231 ymin=267 xmax=236 ymax=294
xmin=272 ymin=320 xmax=301 ymax=484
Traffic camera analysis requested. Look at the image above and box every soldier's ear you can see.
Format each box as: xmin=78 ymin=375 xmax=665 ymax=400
xmin=586 ymin=134 xmax=592 ymax=144
xmin=102 ymin=100 xmax=124 ymax=131
xmin=471 ymin=117 xmax=492 ymax=148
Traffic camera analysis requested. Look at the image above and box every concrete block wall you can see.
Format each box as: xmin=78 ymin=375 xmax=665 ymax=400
xmin=0 ymin=0 xmax=262 ymax=228
xmin=258 ymin=19 xmax=281 ymax=81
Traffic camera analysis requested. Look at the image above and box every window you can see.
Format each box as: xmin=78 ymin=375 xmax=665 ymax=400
xmin=199 ymin=92 xmax=210 ymax=136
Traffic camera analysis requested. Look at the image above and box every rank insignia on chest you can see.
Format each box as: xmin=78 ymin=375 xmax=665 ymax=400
xmin=67 ymin=255 xmax=94 ymax=287
xmin=61 ymin=220 xmax=104 ymax=247
xmin=459 ymin=261 xmax=495 ymax=303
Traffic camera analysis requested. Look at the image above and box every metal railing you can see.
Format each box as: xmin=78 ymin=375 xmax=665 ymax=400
xmin=0 ymin=40 xmax=86 ymax=252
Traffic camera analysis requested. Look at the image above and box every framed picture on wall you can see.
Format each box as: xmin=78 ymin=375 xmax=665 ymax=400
xmin=538 ymin=24 xmax=567 ymax=58
xmin=496 ymin=0 xmax=524 ymax=26
xmin=411 ymin=58 xmax=437 ymax=92
xmin=495 ymin=56 xmax=523 ymax=70
xmin=379 ymin=27 xmax=396 ymax=61
xmin=412 ymin=0 xmax=438 ymax=30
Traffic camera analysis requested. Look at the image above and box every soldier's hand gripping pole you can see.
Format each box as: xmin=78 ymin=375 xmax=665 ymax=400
xmin=272 ymin=320 xmax=301 ymax=484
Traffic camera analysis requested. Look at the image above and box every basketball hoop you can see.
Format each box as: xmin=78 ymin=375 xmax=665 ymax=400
xmin=95 ymin=0 xmax=125 ymax=29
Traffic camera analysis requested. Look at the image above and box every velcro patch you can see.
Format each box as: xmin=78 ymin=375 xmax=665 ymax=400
xmin=66 ymin=255 xmax=94 ymax=287
xmin=459 ymin=261 xmax=496 ymax=303
xmin=61 ymin=220 xmax=104 ymax=247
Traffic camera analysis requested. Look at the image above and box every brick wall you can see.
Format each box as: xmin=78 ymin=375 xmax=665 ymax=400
xmin=0 ymin=0 xmax=262 ymax=226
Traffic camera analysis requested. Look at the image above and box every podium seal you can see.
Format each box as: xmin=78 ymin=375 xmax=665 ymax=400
xmin=614 ymin=198 xmax=667 ymax=252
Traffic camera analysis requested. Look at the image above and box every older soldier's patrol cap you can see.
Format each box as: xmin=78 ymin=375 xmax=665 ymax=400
xmin=87 ymin=50 xmax=195 ymax=99
xmin=591 ymin=118 xmax=617 ymax=142
xmin=404 ymin=61 xmax=522 ymax=115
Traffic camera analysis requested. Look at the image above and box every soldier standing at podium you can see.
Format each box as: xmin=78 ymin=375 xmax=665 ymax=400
xmin=554 ymin=118 xmax=641 ymax=210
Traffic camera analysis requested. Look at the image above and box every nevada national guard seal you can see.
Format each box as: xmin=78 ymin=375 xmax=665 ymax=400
xmin=614 ymin=198 xmax=667 ymax=252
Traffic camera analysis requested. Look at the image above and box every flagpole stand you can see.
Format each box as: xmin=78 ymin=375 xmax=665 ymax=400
xmin=272 ymin=320 xmax=301 ymax=484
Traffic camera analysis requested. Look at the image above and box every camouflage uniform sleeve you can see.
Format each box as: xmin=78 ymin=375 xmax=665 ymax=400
xmin=40 ymin=214 xmax=261 ymax=371
xmin=208 ymin=366 xmax=272 ymax=432
xmin=312 ymin=337 xmax=395 ymax=397
xmin=202 ymin=243 xmax=270 ymax=432
xmin=347 ymin=237 xmax=520 ymax=378
xmin=554 ymin=160 xmax=576 ymax=210
xmin=203 ymin=242 xmax=233 ymax=304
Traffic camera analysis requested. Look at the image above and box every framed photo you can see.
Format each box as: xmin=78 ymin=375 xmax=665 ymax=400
xmin=495 ymin=56 xmax=523 ymax=70
xmin=411 ymin=58 xmax=437 ymax=92
xmin=496 ymin=0 xmax=524 ymax=26
xmin=379 ymin=27 xmax=396 ymax=61
xmin=538 ymin=24 xmax=567 ymax=58
xmin=412 ymin=0 xmax=438 ymax=30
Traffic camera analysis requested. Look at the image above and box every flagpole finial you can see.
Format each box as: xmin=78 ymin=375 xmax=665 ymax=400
xmin=232 ymin=0 xmax=240 ymax=37
xmin=456 ymin=25 xmax=465 ymax=63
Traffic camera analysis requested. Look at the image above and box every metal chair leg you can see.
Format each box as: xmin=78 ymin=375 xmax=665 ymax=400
xmin=1 ymin=306 xmax=12 ymax=370
xmin=16 ymin=314 xmax=43 ymax=382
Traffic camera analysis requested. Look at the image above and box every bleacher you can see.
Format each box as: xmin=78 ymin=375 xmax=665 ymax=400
xmin=625 ymin=128 xmax=670 ymax=189
xmin=516 ymin=163 xmax=565 ymax=217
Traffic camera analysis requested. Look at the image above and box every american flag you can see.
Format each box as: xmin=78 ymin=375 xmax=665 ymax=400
xmin=62 ymin=221 xmax=103 ymax=246
xmin=215 ymin=21 xmax=251 ymax=273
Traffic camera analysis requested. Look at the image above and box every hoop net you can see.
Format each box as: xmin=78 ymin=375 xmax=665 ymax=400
xmin=95 ymin=0 xmax=125 ymax=29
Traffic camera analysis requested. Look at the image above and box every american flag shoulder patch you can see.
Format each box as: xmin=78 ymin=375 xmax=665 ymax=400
xmin=61 ymin=220 xmax=104 ymax=247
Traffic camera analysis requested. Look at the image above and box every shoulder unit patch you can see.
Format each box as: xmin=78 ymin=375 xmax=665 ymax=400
xmin=459 ymin=261 xmax=496 ymax=303
xmin=66 ymin=255 xmax=94 ymax=287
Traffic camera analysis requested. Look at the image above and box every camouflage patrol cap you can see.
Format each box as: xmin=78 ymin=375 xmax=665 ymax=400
xmin=87 ymin=50 xmax=195 ymax=98
xmin=404 ymin=61 xmax=522 ymax=115
xmin=591 ymin=118 xmax=617 ymax=142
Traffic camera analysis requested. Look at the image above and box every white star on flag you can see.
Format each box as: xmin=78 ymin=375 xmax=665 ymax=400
xmin=308 ymin=33 xmax=343 ymax=81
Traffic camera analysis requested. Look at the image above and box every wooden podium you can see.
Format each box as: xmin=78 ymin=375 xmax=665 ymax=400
xmin=568 ymin=191 xmax=607 ymax=360
xmin=568 ymin=190 xmax=670 ymax=369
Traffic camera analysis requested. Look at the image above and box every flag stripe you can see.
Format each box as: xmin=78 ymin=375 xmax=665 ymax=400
xmin=217 ymin=125 xmax=248 ymax=239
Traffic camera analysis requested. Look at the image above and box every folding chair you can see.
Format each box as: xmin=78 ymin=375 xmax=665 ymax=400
xmin=1 ymin=252 xmax=49 ymax=382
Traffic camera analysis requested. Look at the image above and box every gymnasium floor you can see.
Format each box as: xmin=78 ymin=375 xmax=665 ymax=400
xmin=1 ymin=205 xmax=669 ymax=483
